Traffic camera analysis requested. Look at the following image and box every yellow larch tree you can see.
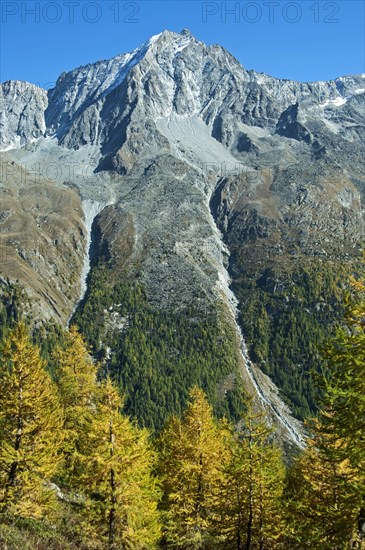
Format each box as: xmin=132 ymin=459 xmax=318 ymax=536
xmin=53 ymin=324 xmax=99 ymax=486
xmin=157 ymin=387 xmax=230 ymax=549
xmin=77 ymin=377 xmax=161 ymax=549
xmin=285 ymin=422 xmax=360 ymax=549
xmin=285 ymin=269 xmax=365 ymax=549
xmin=218 ymin=402 xmax=286 ymax=549
xmin=0 ymin=322 xmax=62 ymax=519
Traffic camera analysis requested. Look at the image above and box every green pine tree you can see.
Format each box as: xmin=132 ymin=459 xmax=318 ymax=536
xmin=285 ymin=270 xmax=365 ymax=548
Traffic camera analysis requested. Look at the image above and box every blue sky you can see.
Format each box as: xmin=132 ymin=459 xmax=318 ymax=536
xmin=1 ymin=0 xmax=364 ymax=87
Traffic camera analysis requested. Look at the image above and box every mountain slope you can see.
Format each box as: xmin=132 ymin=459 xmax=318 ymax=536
xmin=1 ymin=29 xmax=364 ymax=446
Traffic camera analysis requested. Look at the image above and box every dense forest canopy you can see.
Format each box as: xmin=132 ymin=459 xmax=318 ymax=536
xmin=0 ymin=268 xmax=364 ymax=548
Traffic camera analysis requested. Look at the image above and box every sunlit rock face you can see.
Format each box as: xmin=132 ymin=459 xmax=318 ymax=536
xmin=1 ymin=30 xmax=364 ymax=447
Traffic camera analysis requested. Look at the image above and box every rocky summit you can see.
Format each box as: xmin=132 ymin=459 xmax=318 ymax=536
xmin=1 ymin=29 xmax=364 ymax=447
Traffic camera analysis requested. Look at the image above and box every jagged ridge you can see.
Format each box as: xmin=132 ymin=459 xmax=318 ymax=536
xmin=1 ymin=29 xmax=364 ymax=447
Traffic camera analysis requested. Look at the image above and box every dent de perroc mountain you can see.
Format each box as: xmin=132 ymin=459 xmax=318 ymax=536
xmin=1 ymin=29 xmax=364 ymax=447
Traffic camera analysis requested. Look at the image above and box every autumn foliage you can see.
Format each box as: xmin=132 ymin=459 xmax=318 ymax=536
xmin=1 ymin=268 xmax=365 ymax=549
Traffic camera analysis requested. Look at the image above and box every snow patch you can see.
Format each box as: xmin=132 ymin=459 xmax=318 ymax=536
xmin=319 ymin=87 xmax=364 ymax=110
xmin=102 ymin=40 xmax=152 ymax=96
xmin=147 ymin=32 xmax=163 ymax=46
xmin=174 ymin=36 xmax=192 ymax=56
xmin=320 ymin=96 xmax=347 ymax=107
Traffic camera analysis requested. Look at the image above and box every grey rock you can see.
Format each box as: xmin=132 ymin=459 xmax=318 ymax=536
xmin=1 ymin=29 xmax=364 ymax=448
xmin=0 ymin=81 xmax=48 ymax=149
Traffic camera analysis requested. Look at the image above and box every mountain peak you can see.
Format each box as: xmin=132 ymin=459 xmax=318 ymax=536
xmin=148 ymin=28 xmax=197 ymax=47
xmin=180 ymin=28 xmax=193 ymax=37
xmin=1 ymin=29 xmax=364 ymax=452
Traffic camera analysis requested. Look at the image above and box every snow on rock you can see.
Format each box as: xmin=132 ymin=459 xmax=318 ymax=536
xmin=3 ymin=29 xmax=362 ymax=447
xmin=147 ymin=32 xmax=163 ymax=46
xmin=0 ymin=80 xmax=48 ymax=151
xmin=321 ymin=96 xmax=348 ymax=107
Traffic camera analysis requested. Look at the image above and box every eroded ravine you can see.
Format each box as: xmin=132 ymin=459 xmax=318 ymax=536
xmin=207 ymin=192 xmax=306 ymax=449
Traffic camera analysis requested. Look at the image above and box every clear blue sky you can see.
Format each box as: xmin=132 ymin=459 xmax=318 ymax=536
xmin=1 ymin=0 xmax=364 ymax=87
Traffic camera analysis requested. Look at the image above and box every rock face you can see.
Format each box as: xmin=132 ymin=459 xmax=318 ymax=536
xmin=1 ymin=29 xmax=364 ymax=445
xmin=0 ymin=81 xmax=48 ymax=150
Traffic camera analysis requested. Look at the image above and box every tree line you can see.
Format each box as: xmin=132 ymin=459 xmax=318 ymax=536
xmin=0 ymin=276 xmax=364 ymax=549
xmin=71 ymin=268 xmax=245 ymax=431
